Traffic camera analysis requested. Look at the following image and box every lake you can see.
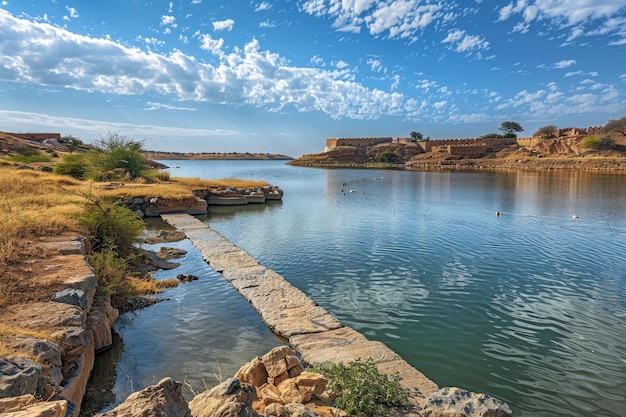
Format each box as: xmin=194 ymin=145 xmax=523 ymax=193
xmin=106 ymin=160 xmax=626 ymax=417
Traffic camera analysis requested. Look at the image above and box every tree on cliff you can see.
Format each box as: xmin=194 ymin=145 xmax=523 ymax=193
xmin=410 ymin=131 xmax=423 ymax=141
xmin=498 ymin=121 xmax=524 ymax=134
xmin=605 ymin=117 xmax=626 ymax=136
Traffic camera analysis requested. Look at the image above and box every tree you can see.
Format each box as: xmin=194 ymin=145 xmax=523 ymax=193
xmin=410 ymin=131 xmax=423 ymax=141
xmin=604 ymin=117 xmax=626 ymax=136
xmin=498 ymin=121 xmax=524 ymax=134
xmin=59 ymin=135 xmax=83 ymax=153
xmin=534 ymin=125 xmax=558 ymax=137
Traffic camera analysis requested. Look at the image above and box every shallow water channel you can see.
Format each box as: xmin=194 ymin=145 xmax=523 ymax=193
xmin=95 ymin=161 xmax=626 ymax=417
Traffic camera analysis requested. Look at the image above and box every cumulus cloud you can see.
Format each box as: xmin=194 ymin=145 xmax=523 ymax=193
xmin=0 ymin=10 xmax=411 ymax=120
xmin=161 ymin=15 xmax=176 ymax=26
xmin=213 ymin=19 xmax=235 ymax=31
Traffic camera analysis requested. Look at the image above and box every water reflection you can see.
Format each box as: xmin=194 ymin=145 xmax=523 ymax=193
xmin=116 ymin=161 xmax=626 ymax=417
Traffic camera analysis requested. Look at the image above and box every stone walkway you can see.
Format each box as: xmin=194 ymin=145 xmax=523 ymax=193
xmin=161 ymin=213 xmax=438 ymax=409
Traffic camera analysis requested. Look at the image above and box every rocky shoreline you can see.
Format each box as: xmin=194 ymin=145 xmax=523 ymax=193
xmin=1 ymin=197 xmax=512 ymax=417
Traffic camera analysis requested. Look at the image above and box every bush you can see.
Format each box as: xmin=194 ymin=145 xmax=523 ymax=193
xmin=76 ymin=198 xmax=145 ymax=254
xmin=91 ymin=132 xmax=150 ymax=179
xmin=379 ymin=151 xmax=398 ymax=162
xmin=312 ymin=358 xmax=410 ymax=417
xmin=9 ymin=146 xmax=52 ymax=163
xmin=582 ymin=135 xmax=615 ymax=150
xmin=88 ymin=249 xmax=134 ymax=297
xmin=54 ymin=153 xmax=91 ymax=179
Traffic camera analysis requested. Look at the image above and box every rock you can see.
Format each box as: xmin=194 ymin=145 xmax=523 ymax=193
xmin=0 ymin=357 xmax=42 ymax=398
xmin=0 ymin=396 xmax=68 ymax=417
xmin=52 ymin=288 xmax=87 ymax=310
xmin=276 ymin=372 xmax=327 ymax=404
xmin=284 ymin=403 xmax=322 ymax=417
xmin=264 ymin=402 xmax=290 ymax=417
xmin=189 ymin=378 xmax=258 ymax=417
xmin=87 ymin=310 xmax=113 ymax=352
xmin=158 ymin=247 xmax=187 ymax=259
xmin=95 ymin=377 xmax=191 ymax=417
xmin=176 ymin=274 xmax=198 ymax=283
xmin=145 ymin=251 xmax=181 ymax=270
xmin=421 ymin=387 xmax=513 ymax=417
xmin=143 ymin=230 xmax=187 ymax=244
xmin=0 ymin=395 xmax=37 ymax=412
xmin=262 ymin=346 xmax=296 ymax=378
xmin=235 ymin=356 xmax=269 ymax=387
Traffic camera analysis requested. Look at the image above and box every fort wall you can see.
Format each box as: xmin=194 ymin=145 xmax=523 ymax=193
xmin=325 ymin=137 xmax=393 ymax=152
xmin=7 ymin=132 xmax=62 ymax=141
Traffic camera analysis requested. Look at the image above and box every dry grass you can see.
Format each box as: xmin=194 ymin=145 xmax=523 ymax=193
xmin=127 ymin=276 xmax=180 ymax=295
xmin=171 ymin=176 xmax=269 ymax=189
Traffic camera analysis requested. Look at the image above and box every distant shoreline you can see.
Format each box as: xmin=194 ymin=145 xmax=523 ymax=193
xmin=143 ymin=151 xmax=293 ymax=160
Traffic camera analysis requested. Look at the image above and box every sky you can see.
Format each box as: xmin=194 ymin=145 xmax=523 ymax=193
xmin=1 ymin=1 xmax=625 ymax=156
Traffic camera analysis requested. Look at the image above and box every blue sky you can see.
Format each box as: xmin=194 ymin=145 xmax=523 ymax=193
xmin=1 ymin=1 xmax=625 ymax=156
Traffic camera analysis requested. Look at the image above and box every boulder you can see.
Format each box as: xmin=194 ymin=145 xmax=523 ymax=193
xmin=0 ymin=396 xmax=68 ymax=417
xmin=0 ymin=357 xmax=42 ymax=398
xmin=52 ymin=289 xmax=87 ymax=310
xmin=261 ymin=347 xmax=296 ymax=378
xmin=95 ymin=377 xmax=191 ymax=417
xmin=421 ymin=387 xmax=513 ymax=417
xmin=189 ymin=378 xmax=258 ymax=417
xmin=235 ymin=356 xmax=268 ymax=387
xmin=276 ymin=372 xmax=327 ymax=404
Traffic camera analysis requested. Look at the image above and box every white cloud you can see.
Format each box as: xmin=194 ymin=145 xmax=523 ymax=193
xmin=553 ymin=59 xmax=576 ymax=69
xmin=367 ymin=58 xmax=383 ymax=72
xmin=213 ymin=19 xmax=235 ymax=31
xmin=161 ymin=15 xmax=176 ymax=26
xmin=64 ymin=6 xmax=78 ymax=19
xmin=497 ymin=0 xmax=626 ymax=42
xmin=145 ymin=102 xmax=197 ymax=111
xmin=195 ymin=32 xmax=225 ymax=55
xmin=442 ymin=29 xmax=489 ymax=53
xmin=191 ymin=0 xmax=202 ymax=4
xmin=299 ymin=0 xmax=445 ymax=41
xmin=259 ymin=20 xmax=276 ymax=28
xmin=0 ymin=10 xmax=412 ymax=121
xmin=255 ymin=2 xmax=272 ymax=12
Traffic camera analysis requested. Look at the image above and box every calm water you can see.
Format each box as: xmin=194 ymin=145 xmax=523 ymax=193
xmin=107 ymin=160 xmax=626 ymax=417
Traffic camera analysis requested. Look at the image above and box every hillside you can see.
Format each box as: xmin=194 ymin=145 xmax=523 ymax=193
xmin=289 ymin=135 xmax=626 ymax=172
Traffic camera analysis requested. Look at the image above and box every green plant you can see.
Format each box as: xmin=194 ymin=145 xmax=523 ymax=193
xmin=379 ymin=151 xmax=397 ymax=162
xmin=76 ymin=197 xmax=145 ymax=254
xmin=582 ymin=135 xmax=615 ymax=150
xmin=91 ymin=132 xmax=150 ymax=179
xmin=312 ymin=358 xmax=410 ymax=417
xmin=88 ymin=249 xmax=134 ymax=297
xmin=9 ymin=146 xmax=52 ymax=163
xmin=54 ymin=153 xmax=92 ymax=179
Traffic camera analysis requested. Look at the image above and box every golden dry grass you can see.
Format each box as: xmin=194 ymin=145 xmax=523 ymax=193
xmin=128 ymin=276 xmax=180 ymax=295
xmin=0 ymin=164 xmax=267 ymax=265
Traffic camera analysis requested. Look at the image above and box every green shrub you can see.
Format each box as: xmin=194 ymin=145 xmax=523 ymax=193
xmin=9 ymin=146 xmax=52 ymax=163
xmin=379 ymin=151 xmax=398 ymax=162
xmin=312 ymin=358 xmax=410 ymax=417
xmin=54 ymin=153 xmax=91 ymax=179
xmin=582 ymin=135 xmax=615 ymax=150
xmin=91 ymin=132 xmax=151 ymax=179
xmin=88 ymin=249 xmax=134 ymax=297
xmin=76 ymin=198 xmax=145 ymax=254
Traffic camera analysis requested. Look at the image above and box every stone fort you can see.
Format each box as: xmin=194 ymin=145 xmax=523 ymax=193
xmin=324 ymin=127 xmax=605 ymax=157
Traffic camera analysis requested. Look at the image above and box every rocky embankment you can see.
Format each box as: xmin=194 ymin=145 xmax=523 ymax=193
xmin=93 ymin=345 xmax=512 ymax=417
xmin=120 ymin=185 xmax=284 ymax=217
xmin=142 ymin=151 xmax=293 ymax=160
xmin=0 ymin=234 xmax=118 ymax=417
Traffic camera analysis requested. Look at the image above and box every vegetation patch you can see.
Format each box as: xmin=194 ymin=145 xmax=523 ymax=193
xmin=312 ymin=358 xmax=410 ymax=417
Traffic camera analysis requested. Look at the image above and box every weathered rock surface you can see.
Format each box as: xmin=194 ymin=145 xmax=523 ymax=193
xmin=0 ymin=394 xmax=68 ymax=417
xmin=0 ymin=357 xmax=42 ymax=398
xmin=95 ymin=377 xmax=191 ymax=417
xmin=421 ymin=387 xmax=513 ymax=417
xmin=189 ymin=378 xmax=258 ymax=417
